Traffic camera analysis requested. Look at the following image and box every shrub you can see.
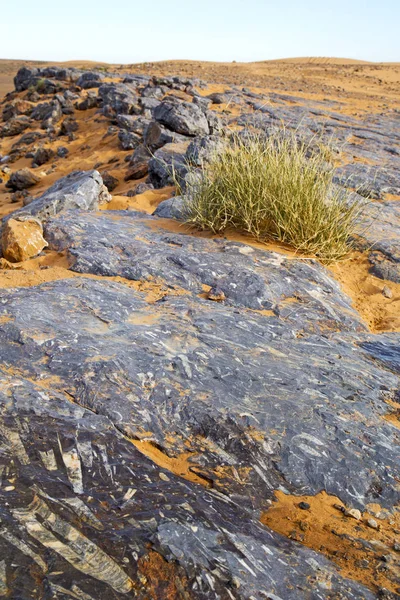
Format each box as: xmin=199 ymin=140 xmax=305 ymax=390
xmin=183 ymin=130 xmax=361 ymax=262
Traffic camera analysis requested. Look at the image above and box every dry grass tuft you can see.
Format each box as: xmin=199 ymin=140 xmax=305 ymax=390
xmin=183 ymin=131 xmax=362 ymax=262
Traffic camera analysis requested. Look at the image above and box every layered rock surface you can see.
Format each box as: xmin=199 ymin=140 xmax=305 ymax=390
xmin=0 ymin=64 xmax=399 ymax=599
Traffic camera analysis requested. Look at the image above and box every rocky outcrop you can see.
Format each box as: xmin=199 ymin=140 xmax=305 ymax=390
xmin=1 ymin=63 xmax=400 ymax=599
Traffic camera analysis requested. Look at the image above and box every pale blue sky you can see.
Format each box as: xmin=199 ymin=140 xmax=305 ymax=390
xmin=1 ymin=0 xmax=399 ymax=63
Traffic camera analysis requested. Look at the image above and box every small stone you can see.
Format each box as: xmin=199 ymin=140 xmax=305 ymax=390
xmin=298 ymin=502 xmax=310 ymax=510
xmin=393 ymin=542 xmax=400 ymax=552
xmin=382 ymin=285 xmax=393 ymax=299
xmin=124 ymin=162 xmax=149 ymax=181
xmin=344 ymin=508 xmax=362 ymax=520
xmin=2 ymin=217 xmax=48 ymax=262
xmin=207 ymin=287 xmax=226 ymax=302
xmin=367 ymin=518 xmax=379 ymax=530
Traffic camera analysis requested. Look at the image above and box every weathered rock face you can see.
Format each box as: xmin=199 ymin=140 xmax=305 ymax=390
xmin=1 ymin=64 xmax=400 ymax=599
xmin=0 ymin=346 xmax=376 ymax=599
xmin=1 ymin=217 xmax=48 ymax=262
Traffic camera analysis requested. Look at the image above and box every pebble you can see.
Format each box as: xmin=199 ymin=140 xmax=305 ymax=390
xmin=382 ymin=285 xmax=393 ymax=299
xmin=298 ymin=502 xmax=310 ymax=510
xmin=366 ymin=518 xmax=379 ymax=530
xmin=345 ymin=508 xmax=362 ymax=520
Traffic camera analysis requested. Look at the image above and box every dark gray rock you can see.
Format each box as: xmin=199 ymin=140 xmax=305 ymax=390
xmin=45 ymin=209 xmax=365 ymax=332
xmin=31 ymin=101 xmax=62 ymax=129
xmin=207 ymin=92 xmax=230 ymax=104
xmin=32 ymin=147 xmax=55 ymax=166
xmin=118 ymin=128 xmax=141 ymax=150
xmin=13 ymin=131 xmax=45 ymax=147
xmin=2 ymin=170 xmax=110 ymax=225
xmin=205 ymin=109 xmax=224 ymax=134
xmin=148 ymin=141 xmax=189 ymax=187
xmin=101 ymin=171 xmax=119 ymax=192
xmin=129 ymin=143 xmax=151 ymax=166
xmin=60 ymin=116 xmax=79 ymax=135
xmin=186 ymin=134 xmax=226 ymax=165
xmin=0 ymin=116 xmax=30 ymax=137
xmin=116 ymin=114 xmax=149 ymax=134
xmin=153 ymin=99 xmax=210 ymax=136
xmin=0 ymin=320 xmax=375 ymax=599
xmin=56 ymin=146 xmax=69 ymax=158
xmin=5 ymin=168 xmax=41 ymax=190
xmin=14 ymin=66 xmax=40 ymax=91
xmin=193 ymin=95 xmax=213 ymax=111
xmin=76 ymin=93 xmax=98 ymax=111
xmin=141 ymin=84 xmax=164 ymax=98
xmin=153 ymin=195 xmax=188 ymax=219
xmin=76 ymin=71 xmax=105 ymax=89
xmin=138 ymin=96 xmax=161 ymax=112
xmin=143 ymin=119 xmax=189 ymax=150
xmin=98 ymin=82 xmax=140 ymax=115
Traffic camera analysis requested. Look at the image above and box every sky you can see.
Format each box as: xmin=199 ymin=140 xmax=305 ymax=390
xmin=1 ymin=0 xmax=399 ymax=64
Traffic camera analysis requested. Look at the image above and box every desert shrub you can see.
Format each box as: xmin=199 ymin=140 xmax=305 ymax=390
xmin=35 ymin=78 xmax=46 ymax=92
xmin=183 ymin=130 xmax=361 ymax=262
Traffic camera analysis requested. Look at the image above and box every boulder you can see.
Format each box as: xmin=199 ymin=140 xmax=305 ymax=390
xmin=129 ymin=143 xmax=151 ymax=165
xmin=143 ymin=119 xmax=189 ymax=150
xmin=207 ymin=92 xmax=229 ymax=104
xmin=14 ymin=131 xmax=45 ymax=146
xmin=124 ymin=162 xmax=149 ymax=181
xmin=3 ymin=170 xmax=111 ymax=224
xmin=98 ymin=83 xmax=140 ymax=115
xmin=0 ymin=116 xmax=30 ymax=137
xmin=76 ymin=94 xmax=98 ymax=111
xmin=116 ymin=114 xmax=149 ymax=134
xmin=205 ymin=109 xmax=224 ymax=134
xmin=192 ymin=95 xmax=212 ymax=111
xmin=1 ymin=217 xmax=48 ymax=262
xmin=2 ymin=99 xmax=33 ymax=121
xmin=31 ymin=101 xmax=62 ymax=130
xmin=14 ymin=66 xmax=40 ymax=91
xmin=32 ymin=147 xmax=55 ymax=166
xmin=76 ymin=72 xmax=104 ymax=89
xmin=60 ymin=117 xmax=79 ymax=135
xmin=148 ymin=141 xmax=190 ymax=188
xmin=57 ymin=146 xmax=69 ymax=158
xmin=186 ymin=135 xmax=226 ymax=165
xmin=5 ymin=168 xmax=41 ymax=191
xmin=153 ymin=99 xmax=210 ymax=136
xmin=101 ymin=171 xmax=119 ymax=192
xmin=153 ymin=195 xmax=188 ymax=220
xmin=118 ymin=129 xmax=141 ymax=150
